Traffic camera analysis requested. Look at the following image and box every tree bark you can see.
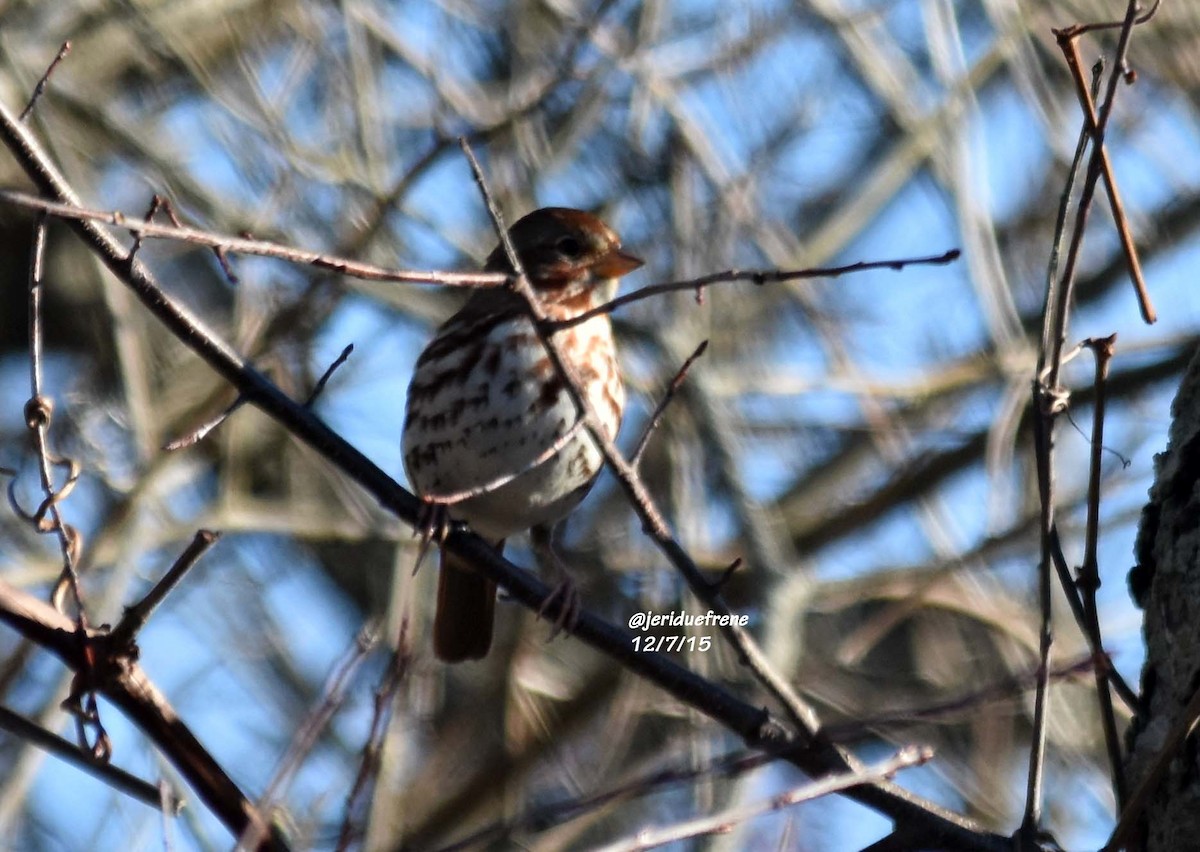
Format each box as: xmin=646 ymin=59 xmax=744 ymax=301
xmin=1128 ymin=343 xmax=1200 ymax=850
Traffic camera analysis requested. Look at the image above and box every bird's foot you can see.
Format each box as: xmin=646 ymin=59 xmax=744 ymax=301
xmin=412 ymin=500 xmax=453 ymax=575
xmin=537 ymin=575 xmax=581 ymax=640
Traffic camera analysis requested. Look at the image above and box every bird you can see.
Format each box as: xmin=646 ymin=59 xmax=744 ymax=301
xmin=402 ymin=207 xmax=642 ymax=662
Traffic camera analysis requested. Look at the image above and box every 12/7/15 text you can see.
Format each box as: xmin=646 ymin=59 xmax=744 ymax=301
xmin=631 ymin=635 xmax=712 ymax=653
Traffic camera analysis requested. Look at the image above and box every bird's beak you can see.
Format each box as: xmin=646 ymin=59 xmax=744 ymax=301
xmin=591 ymin=248 xmax=643 ymax=279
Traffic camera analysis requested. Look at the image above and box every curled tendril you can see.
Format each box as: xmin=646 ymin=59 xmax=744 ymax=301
xmin=6 ymin=454 xmax=81 ymax=531
xmin=63 ymin=680 xmax=112 ymax=764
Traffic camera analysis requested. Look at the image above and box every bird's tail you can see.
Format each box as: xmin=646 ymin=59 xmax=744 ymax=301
xmin=433 ymin=547 xmax=498 ymax=662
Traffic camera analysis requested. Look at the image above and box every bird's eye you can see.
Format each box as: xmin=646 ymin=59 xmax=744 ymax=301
xmin=555 ymin=236 xmax=584 ymax=258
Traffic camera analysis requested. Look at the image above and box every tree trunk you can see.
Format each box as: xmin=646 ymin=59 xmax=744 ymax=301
xmin=1128 ymin=343 xmax=1200 ymax=850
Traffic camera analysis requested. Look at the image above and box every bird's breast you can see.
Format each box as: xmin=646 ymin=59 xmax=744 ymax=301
xmin=401 ymin=310 xmax=622 ymax=534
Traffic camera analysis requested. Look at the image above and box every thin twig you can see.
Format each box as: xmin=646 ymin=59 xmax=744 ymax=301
xmin=240 ymin=626 xmax=378 ymax=851
xmin=551 ymin=250 xmax=961 ymax=330
xmin=595 ymin=746 xmax=933 ymax=852
xmin=109 ymin=531 xmax=222 ymax=647
xmin=335 ymin=631 xmax=411 ymax=852
xmin=1047 ymin=525 xmax=1138 ymax=712
xmin=1054 ymin=31 xmax=1154 ymax=323
xmin=163 ymin=396 xmax=246 ymax=451
xmin=0 ymin=189 xmax=507 ymax=289
xmin=304 ymin=343 xmax=354 ymax=407
xmin=1054 ymin=0 xmax=1161 ymax=39
xmin=19 ymin=42 xmax=71 ymax=121
xmin=151 ymin=194 xmax=240 ymax=285
xmin=1077 ymin=334 xmax=1126 ymax=813
xmin=631 ymin=340 xmax=708 ymax=468
xmin=0 ymin=703 xmax=181 ymax=813
xmin=710 ymin=557 xmax=743 ymax=593
xmin=130 ymin=195 xmax=165 ymax=260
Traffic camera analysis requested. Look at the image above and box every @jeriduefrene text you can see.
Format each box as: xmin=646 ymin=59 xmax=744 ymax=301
xmin=628 ymin=610 xmax=748 ymax=630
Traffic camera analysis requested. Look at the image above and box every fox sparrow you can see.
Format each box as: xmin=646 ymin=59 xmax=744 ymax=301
xmin=402 ymin=207 xmax=642 ymax=662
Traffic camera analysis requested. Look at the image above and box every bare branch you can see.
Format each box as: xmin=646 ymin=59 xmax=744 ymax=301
xmin=0 ymin=578 xmax=287 ymax=850
xmin=109 ymin=530 xmax=223 ymax=646
xmin=0 ymin=704 xmax=181 ymax=814
xmin=596 ymin=746 xmax=933 ymax=852
xmin=551 ymin=250 xmax=961 ymax=330
xmin=0 ymin=189 xmax=507 ymax=289
xmin=304 ymin=343 xmax=355 ymax=407
xmin=631 ymin=340 xmax=708 ymax=469
xmin=19 ymin=42 xmax=71 ymax=121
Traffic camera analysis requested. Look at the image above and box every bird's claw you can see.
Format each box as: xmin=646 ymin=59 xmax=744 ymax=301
xmin=416 ymin=500 xmax=453 ymax=542
xmin=537 ymin=576 xmax=581 ymax=640
xmin=412 ymin=500 xmax=453 ymax=575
